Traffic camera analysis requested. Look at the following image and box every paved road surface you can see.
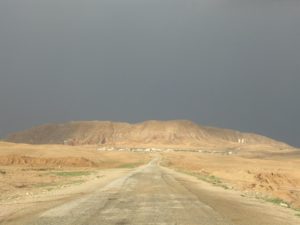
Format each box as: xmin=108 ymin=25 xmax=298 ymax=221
xmin=20 ymin=159 xmax=299 ymax=225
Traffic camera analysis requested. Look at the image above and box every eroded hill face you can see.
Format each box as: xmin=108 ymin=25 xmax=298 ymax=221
xmin=5 ymin=120 xmax=290 ymax=150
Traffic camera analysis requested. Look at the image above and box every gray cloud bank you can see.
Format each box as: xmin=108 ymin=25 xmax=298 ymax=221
xmin=0 ymin=0 xmax=299 ymax=147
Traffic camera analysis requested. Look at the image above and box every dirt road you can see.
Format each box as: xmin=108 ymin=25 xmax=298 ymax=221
xmin=12 ymin=159 xmax=300 ymax=225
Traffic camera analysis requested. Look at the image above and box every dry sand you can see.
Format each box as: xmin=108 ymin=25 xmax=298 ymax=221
xmin=1 ymin=141 xmax=300 ymax=224
xmin=161 ymin=151 xmax=300 ymax=209
xmin=11 ymin=159 xmax=300 ymax=225
xmin=0 ymin=142 xmax=151 ymax=223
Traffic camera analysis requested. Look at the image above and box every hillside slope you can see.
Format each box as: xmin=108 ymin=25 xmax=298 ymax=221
xmin=5 ymin=120 xmax=290 ymax=149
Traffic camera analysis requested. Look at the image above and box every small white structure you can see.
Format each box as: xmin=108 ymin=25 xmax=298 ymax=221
xmin=238 ymin=138 xmax=245 ymax=144
xmin=280 ymin=203 xmax=289 ymax=208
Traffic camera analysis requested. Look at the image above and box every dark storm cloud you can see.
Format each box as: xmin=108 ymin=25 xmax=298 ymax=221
xmin=1 ymin=0 xmax=300 ymax=146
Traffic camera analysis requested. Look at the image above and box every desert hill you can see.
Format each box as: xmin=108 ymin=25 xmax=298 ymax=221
xmin=5 ymin=120 xmax=290 ymax=150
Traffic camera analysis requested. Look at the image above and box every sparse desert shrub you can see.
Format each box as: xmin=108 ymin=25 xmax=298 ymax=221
xmin=264 ymin=197 xmax=289 ymax=207
xmin=181 ymin=170 xmax=229 ymax=190
xmin=118 ymin=163 xmax=141 ymax=168
xmin=14 ymin=183 xmax=27 ymax=188
xmin=52 ymin=171 xmax=92 ymax=177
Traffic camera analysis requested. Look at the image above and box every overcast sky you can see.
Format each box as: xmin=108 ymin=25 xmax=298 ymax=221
xmin=1 ymin=0 xmax=300 ymax=147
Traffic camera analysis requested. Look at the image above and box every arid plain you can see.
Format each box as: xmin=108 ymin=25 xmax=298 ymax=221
xmin=1 ymin=120 xmax=300 ymax=225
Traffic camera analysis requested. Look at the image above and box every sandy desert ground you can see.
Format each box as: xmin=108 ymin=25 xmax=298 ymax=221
xmin=0 ymin=142 xmax=151 ymax=224
xmin=161 ymin=151 xmax=300 ymax=209
xmin=0 ymin=141 xmax=300 ymax=224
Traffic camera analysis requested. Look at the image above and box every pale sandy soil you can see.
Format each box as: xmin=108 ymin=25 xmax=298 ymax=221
xmin=9 ymin=159 xmax=300 ymax=225
xmin=0 ymin=142 xmax=151 ymax=223
xmin=0 ymin=168 xmax=134 ymax=224
xmin=0 ymin=142 xmax=150 ymax=167
xmin=1 ymin=141 xmax=300 ymax=224
xmin=161 ymin=151 xmax=300 ymax=209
